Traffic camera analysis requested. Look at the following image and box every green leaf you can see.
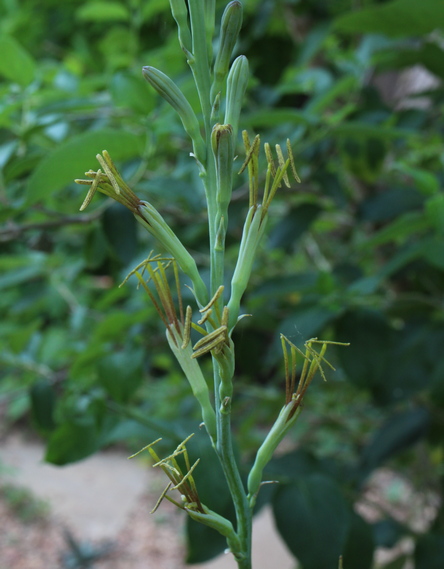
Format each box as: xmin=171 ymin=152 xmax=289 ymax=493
xmin=333 ymin=121 xmax=414 ymax=141
xmin=45 ymin=420 xmax=100 ymax=465
xmin=373 ymin=519 xmax=407 ymax=548
xmin=359 ymin=187 xmax=425 ymax=223
xmin=334 ymin=309 xmax=393 ymax=391
xmin=359 ymin=407 xmax=429 ymax=478
xmin=110 ymin=71 xmax=154 ymax=114
xmin=334 ymin=0 xmax=444 ymax=38
xmin=30 ymin=380 xmax=56 ymax=434
xmin=0 ymin=35 xmax=35 ymax=86
xmin=358 ymin=211 xmax=430 ymax=249
xmin=278 ymin=303 xmax=340 ymax=348
xmin=268 ymin=203 xmax=323 ymax=251
xmin=102 ymin=203 xmax=138 ymax=264
xmin=415 ymin=533 xmax=444 ymax=569
xmin=272 ymin=474 xmax=350 ymax=569
xmin=251 ymin=272 xmax=318 ymax=299
xmin=243 ymin=108 xmax=315 ymax=128
xmin=342 ymin=513 xmax=374 ymax=569
xmin=76 ymin=1 xmax=130 ymax=22
xmin=25 ymin=129 xmax=145 ymax=204
xmin=425 ymin=193 xmax=444 ymax=232
xmin=393 ymin=163 xmax=440 ymax=195
xmin=97 ymin=349 xmax=144 ymax=403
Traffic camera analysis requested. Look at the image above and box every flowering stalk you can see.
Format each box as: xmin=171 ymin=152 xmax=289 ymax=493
xmin=74 ymin=1 xmax=345 ymax=567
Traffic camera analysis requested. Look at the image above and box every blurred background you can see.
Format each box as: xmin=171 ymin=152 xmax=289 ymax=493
xmin=1 ymin=0 xmax=444 ymax=567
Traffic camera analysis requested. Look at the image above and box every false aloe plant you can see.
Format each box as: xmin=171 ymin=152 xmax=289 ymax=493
xmin=75 ymin=1 xmax=347 ymax=567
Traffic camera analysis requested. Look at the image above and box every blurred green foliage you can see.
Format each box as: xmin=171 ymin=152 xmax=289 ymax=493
xmin=1 ymin=0 xmax=444 ymax=567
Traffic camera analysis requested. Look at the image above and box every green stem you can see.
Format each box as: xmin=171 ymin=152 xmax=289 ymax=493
xmin=214 ymin=362 xmax=252 ymax=569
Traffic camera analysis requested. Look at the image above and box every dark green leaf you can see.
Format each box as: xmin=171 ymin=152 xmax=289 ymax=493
xmin=359 ymin=408 xmax=429 ymax=478
xmin=30 ymin=380 xmax=56 ymax=434
xmin=334 ymin=0 xmax=444 ymax=38
xmin=342 ymin=512 xmax=374 ymax=569
xmin=272 ymin=474 xmax=350 ymax=569
xmin=268 ymin=203 xmax=323 ymax=251
xmin=97 ymin=349 xmax=144 ymax=403
xmin=45 ymin=420 xmax=100 ymax=465
xmin=373 ymin=519 xmax=407 ymax=548
xmin=102 ymin=203 xmax=138 ymax=264
xmin=415 ymin=533 xmax=444 ymax=569
xmin=279 ymin=303 xmax=340 ymax=347
xmin=334 ymin=309 xmax=394 ymax=391
xmin=359 ymin=187 xmax=424 ymax=223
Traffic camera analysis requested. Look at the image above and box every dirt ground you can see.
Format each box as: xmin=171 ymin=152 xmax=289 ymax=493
xmin=0 ymin=429 xmax=438 ymax=569
xmin=0 ymin=480 xmax=184 ymax=569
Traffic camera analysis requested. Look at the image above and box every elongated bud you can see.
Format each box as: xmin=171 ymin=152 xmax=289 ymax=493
xmin=142 ymin=66 xmax=205 ymax=163
xmin=211 ymin=1 xmax=243 ymax=102
xmin=224 ymin=55 xmax=249 ymax=140
xmin=169 ymin=0 xmax=192 ymax=54
xmin=137 ymin=202 xmax=208 ymax=307
xmin=211 ymin=123 xmax=234 ymax=216
xmin=247 ymin=403 xmax=298 ymax=506
xmin=227 ymin=205 xmax=267 ymax=329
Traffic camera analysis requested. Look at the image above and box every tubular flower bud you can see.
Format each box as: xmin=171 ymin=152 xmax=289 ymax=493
xmin=211 ymin=123 xmax=234 ymax=217
xmin=211 ymin=1 xmax=243 ymax=102
xmin=224 ymin=55 xmax=249 ymax=140
xmin=142 ymin=66 xmax=205 ymax=164
xmin=226 ymin=205 xmax=267 ymax=329
xmin=137 ymin=202 xmax=208 ymax=307
xmin=169 ymin=0 xmax=192 ymax=54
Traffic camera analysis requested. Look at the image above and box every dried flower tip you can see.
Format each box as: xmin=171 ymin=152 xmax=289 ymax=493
xmin=79 ymin=168 xmax=102 ymax=211
xmin=275 ymin=144 xmax=290 ymax=188
xmin=287 ymin=139 xmax=301 ymax=183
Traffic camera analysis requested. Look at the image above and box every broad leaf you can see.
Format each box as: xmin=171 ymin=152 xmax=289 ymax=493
xmin=359 ymin=407 xmax=429 ymax=478
xmin=334 ymin=0 xmax=444 ymax=38
xmin=0 ymin=35 xmax=35 ymax=86
xmin=272 ymin=474 xmax=350 ymax=569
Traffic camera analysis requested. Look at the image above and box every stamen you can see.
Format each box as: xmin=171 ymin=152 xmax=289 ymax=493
xmin=79 ymin=168 xmax=102 ymax=211
xmin=286 ymin=139 xmax=301 ymax=182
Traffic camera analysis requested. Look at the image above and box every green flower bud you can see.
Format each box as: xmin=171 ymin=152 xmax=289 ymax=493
xmin=137 ymin=201 xmax=208 ymax=306
xmin=224 ymin=55 xmax=249 ymax=140
xmin=227 ymin=205 xmax=267 ymax=329
xmin=211 ymin=1 xmax=243 ymax=102
xmin=169 ymin=0 xmax=192 ymax=54
xmin=211 ymin=123 xmax=234 ymax=217
xmin=142 ymin=66 xmax=205 ymax=163
xmin=247 ymin=403 xmax=300 ymax=506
